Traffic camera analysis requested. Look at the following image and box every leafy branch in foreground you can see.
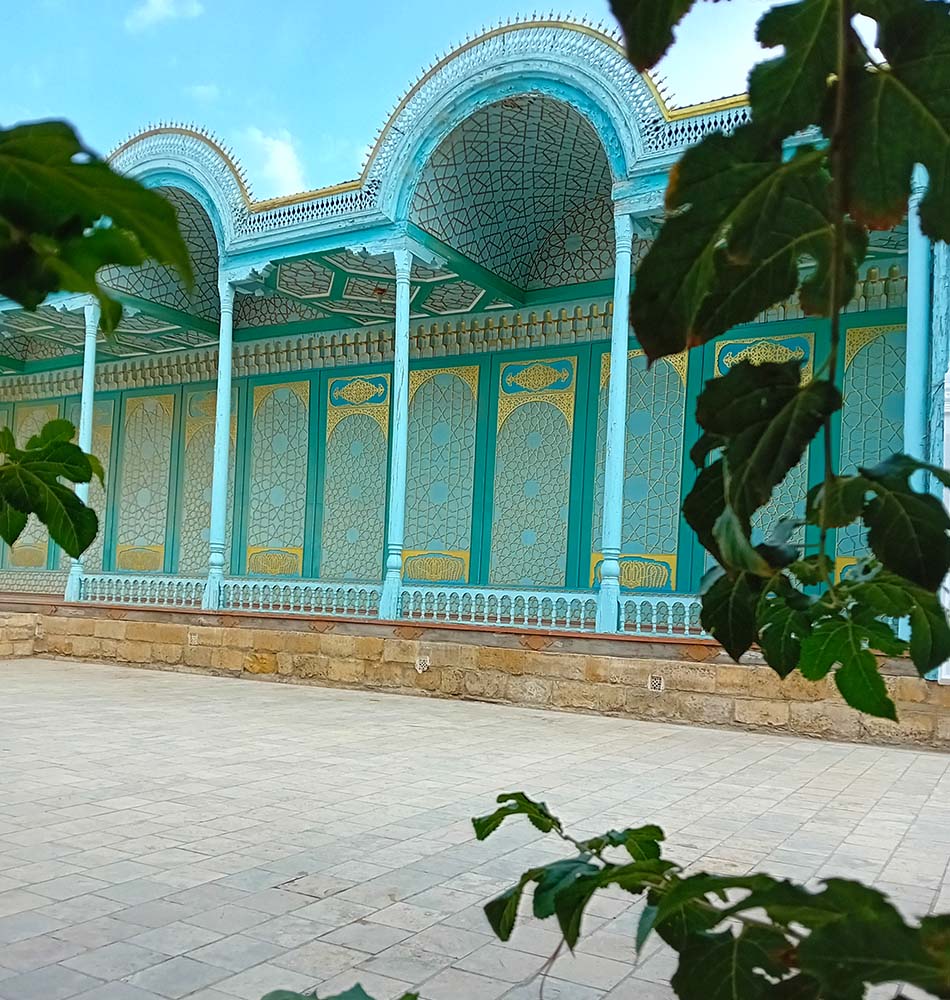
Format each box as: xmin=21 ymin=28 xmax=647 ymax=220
xmin=474 ymin=794 xmax=950 ymax=1000
xmin=609 ymin=0 xmax=950 ymax=720
xmin=0 ymin=118 xmax=193 ymax=558
xmin=0 ymin=419 xmax=103 ymax=558
xmin=0 ymin=120 xmax=192 ymax=331
xmin=263 ymin=987 xmax=417 ymax=1000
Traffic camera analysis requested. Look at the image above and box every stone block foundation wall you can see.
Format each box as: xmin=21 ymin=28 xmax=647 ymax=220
xmin=2 ymin=603 xmax=949 ymax=748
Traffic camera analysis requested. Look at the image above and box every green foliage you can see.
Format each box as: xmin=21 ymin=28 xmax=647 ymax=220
xmin=473 ymin=795 xmax=950 ymax=999
xmin=0 ymin=419 xmax=103 ymax=558
xmin=0 ymin=118 xmax=191 ymax=559
xmin=677 ymin=356 xmax=950 ymax=718
xmin=615 ymin=0 xmax=950 ymax=714
xmin=262 ymin=989 xmax=418 ymax=1000
xmin=0 ymin=120 xmax=192 ymax=331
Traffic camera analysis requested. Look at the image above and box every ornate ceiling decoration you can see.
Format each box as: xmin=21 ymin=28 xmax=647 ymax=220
xmin=411 ymin=95 xmax=613 ymax=289
xmin=99 ymin=188 xmax=220 ymax=322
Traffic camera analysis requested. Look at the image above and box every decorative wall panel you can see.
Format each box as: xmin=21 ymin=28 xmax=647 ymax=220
xmin=838 ymin=325 xmax=906 ymax=574
xmin=115 ymin=394 xmax=175 ymax=572
xmin=320 ymin=374 xmax=390 ymax=580
xmin=246 ymin=382 xmax=309 ymax=576
xmin=591 ymin=351 xmax=686 ymax=590
xmin=490 ymin=358 xmax=575 ymax=587
xmin=178 ymin=389 xmax=237 ymax=575
xmin=8 ymin=401 xmax=60 ymax=568
xmin=65 ymin=398 xmax=114 ymax=574
xmin=714 ymin=333 xmax=815 ymax=545
xmin=404 ymin=368 xmax=479 ymax=582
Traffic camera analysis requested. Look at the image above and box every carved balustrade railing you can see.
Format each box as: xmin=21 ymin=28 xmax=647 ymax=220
xmin=619 ymin=594 xmax=706 ymax=638
xmin=399 ymin=585 xmax=599 ymax=632
xmin=79 ymin=574 xmax=206 ymax=608
xmin=220 ymin=578 xmax=381 ymax=617
xmin=69 ymin=573 xmax=710 ymax=639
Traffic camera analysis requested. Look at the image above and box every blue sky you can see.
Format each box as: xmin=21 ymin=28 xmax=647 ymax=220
xmin=1 ymin=0 xmax=772 ymax=198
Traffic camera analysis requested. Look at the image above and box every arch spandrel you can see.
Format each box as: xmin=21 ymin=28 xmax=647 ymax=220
xmin=368 ymin=23 xmax=650 ymax=221
xmin=108 ymin=127 xmax=247 ymax=250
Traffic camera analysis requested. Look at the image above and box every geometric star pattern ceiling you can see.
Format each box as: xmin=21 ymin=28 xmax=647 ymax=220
xmin=411 ymin=95 xmax=613 ymax=289
xmin=98 ymin=188 xmax=220 ymax=323
xmin=0 ymin=302 xmax=218 ymax=372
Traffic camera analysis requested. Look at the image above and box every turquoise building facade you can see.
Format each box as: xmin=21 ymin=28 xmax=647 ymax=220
xmin=0 ymin=19 xmax=946 ymax=639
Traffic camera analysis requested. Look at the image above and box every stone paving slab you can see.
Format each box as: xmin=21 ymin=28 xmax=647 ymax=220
xmin=0 ymin=659 xmax=948 ymax=999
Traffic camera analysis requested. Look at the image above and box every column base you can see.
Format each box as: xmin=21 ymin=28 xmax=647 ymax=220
xmin=201 ymin=571 xmax=223 ymax=611
xmin=379 ymin=573 xmax=402 ymax=620
xmin=595 ymin=580 xmax=620 ymax=633
xmin=64 ymin=563 xmax=83 ymax=603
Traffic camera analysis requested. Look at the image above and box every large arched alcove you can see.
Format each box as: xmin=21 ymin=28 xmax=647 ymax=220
xmin=410 ymin=94 xmax=615 ymax=294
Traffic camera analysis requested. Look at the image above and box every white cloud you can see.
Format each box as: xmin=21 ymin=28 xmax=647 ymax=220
xmin=241 ymin=127 xmax=306 ymax=198
xmin=125 ymin=0 xmax=204 ymax=33
xmin=183 ymin=83 xmax=219 ymax=103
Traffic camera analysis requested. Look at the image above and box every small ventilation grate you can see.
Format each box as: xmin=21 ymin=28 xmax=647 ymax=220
xmin=648 ymin=674 xmax=665 ymax=693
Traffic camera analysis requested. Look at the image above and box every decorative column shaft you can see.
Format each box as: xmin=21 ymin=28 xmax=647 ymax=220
xmin=379 ymin=246 xmax=412 ymax=619
xmin=904 ymin=165 xmax=932 ymax=480
xmin=64 ymin=299 xmax=100 ymax=602
xmin=596 ymin=211 xmax=634 ymax=632
xmin=201 ymin=277 xmax=236 ymax=611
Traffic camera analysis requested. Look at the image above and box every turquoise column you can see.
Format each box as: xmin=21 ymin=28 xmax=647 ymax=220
xmin=64 ymin=298 xmax=100 ymax=602
xmin=596 ymin=211 xmax=634 ymax=632
xmin=201 ymin=276 xmax=236 ymax=610
xmin=380 ymin=246 xmax=412 ymax=619
xmin=904 ymin=165 xmax=932 ymax=479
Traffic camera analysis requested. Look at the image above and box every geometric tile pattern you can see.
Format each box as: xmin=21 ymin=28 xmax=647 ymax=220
xmin=490 ymin=366 xmax=575 ymax=588
xmin=412 ymin=95 xmax=612 ymax=289
xmin=246 ymin=383 xmax=310 ymax=577
xmin=276 ymin=261 xmax=334 ymax=300
xmin=837 ymin=326 xmax=907 ymax=565
xmin=235 ymin=292 xmax=327 ymax=329
xmin=405 ymin=369 xmax=479 ymax=577
xmin=591 ymin=351 xmax=686 ymax=565
xmin=320 ymin=412 xmax=388 ymax=580
xmin=114 ymin=394 xmax=176 ymax=572
xmin=527 ymin=194 xmax=615 ymax=290
xmin=422 ymin=282 xmax=485 ymax=315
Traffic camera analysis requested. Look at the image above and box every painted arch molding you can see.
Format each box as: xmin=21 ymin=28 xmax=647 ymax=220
xmin=107 ymin=17 xmax=750 ymax=259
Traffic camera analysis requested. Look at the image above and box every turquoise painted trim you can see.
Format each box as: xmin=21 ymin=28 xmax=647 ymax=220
xmin=239 ymin=370 xmax=315 ymax=579
xmin=406 ymin=225 xmax=525 ymax=305
xmin=224 ymin=222 xmax=398 ymax=276
xmin=477 ymin=341 xmax=594 ymax=589
xmin=467 ymin=355 xmax=494 ymax=585
xmin=139 ymin=168 xmax=228 ymax=251
xmin=905 ymin=168 xmax=932 ymax=477
xmin=302 ymin=372 xmax=322 ymax=579
xmin=566 ymin=345 xmax=595 ymax=591
xmin=166 ymin=386 xmax=187 ymax=574
xmin=230 ymin=377 xmax=252 ymax=575
xmin=390 ymin=73 xmax=631 ymax=221
xmin=679 ymin=344 xmax=707 ymax=593
xmin=579 ymin=342 xmax=605 ymax=590
xmin=523 ymin=281 xmax=614 ymax=307
xmin=100 ymin=391 xmax=124 ymax=573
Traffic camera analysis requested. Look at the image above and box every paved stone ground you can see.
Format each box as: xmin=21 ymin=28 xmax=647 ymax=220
xmin=0 ymin=660 xmax=948 ymax=1000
